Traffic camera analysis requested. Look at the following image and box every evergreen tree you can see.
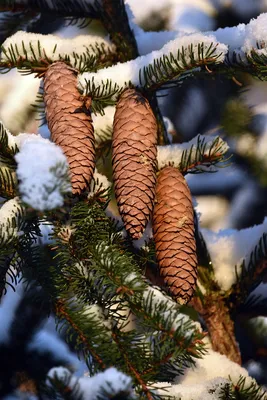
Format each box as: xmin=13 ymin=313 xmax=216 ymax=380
xmin=0 ymin=1 xmax=267 ymax=399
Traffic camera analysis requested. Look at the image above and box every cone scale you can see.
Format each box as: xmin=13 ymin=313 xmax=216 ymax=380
xmin=153 ymin=166 xmax=198 ymax=304
xmin=112 ymin=89 xmax=158 ymax=239
xmin=43 ymin=62 xmax=95 ymax=195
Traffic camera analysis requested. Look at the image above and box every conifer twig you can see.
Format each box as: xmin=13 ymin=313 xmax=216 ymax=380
xmin=111 ymin=329 xmax=153 ymax=400
xmin=55 ymin=300 xmax=107 ymax=370
xmin=230 ymin=234 xmax=267 ymax=310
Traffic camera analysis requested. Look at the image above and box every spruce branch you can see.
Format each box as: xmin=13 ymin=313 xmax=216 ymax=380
xmin=139 ymin=42 xmax=225 ymax=91
xmin=67 ymin=201 xmax=147 ymax=297
xmin=0 ymin=38 xmax=113 ymax=75
xmin=229 ymin=233 xmax=267 ymax=310
xmin=0 ymin=166 xmax=17 ymax=198
xmin=84 ymin=78 xmax=126 ymax=115
xmin=157 ymin=135 xmax=230 ymax=175
xmin=0 ymin=250 xmax=16 ymax=298
xmin=223 ymin=48 xmax=267 ymax=82
xmin=130 ymin=288 xmax=205 ymax=361
xmin=111 ymin=328 xmax=154 ymax=400
xmin=45 ymin=370 xmax=83 ymax=400
xmin=219 ymin=375 xmax=267 ymax=400
xmin=0 ymin=198 xmax=24 ymax=245
xmin=51 ymin=198 xmax=205 ymax=396
xmin=81 ymin=42 xmax=226 ymax=106
xmin=179 ymin=136 xmax=231 ymax=174
xmin=55 ymin=299 xmax=108 ymax=372
xmin=0 ymin=120 xmax=18 ymax=164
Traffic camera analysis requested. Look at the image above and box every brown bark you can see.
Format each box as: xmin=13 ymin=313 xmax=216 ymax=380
xmin=153 ymin=166 xmax=197 ymax=304
xmin=43 ymin=61 xmax=95 ymax=195
xmin=112 ymin=89 xmax=158 ymax=239
xmin=192 ymin=295 xmax=241 ymax=365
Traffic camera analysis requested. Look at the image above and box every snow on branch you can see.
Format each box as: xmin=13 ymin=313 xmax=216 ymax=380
xmin=80 ymin=32 xmax=227 ymax=95
xmin=201 ymin=217 xmax=267 ymax=291
xmin=0 ymin=197 xmax=24 ymax=244
xmin=87 ymin=169 xmax=111 ymax=201
xmin=157 ymin=134 xmax=230 ymax=173
xmin=154 ymin=348 xmax=264 ymax=399
xmin=15 ymin=136 xmax=71 ymax=211
xmin=0 ymin=120 xmax=19 ymax=154
xmin=92 ymin=106 xmax=115 ymax=144
xmin=1 ymin=31 xmax=114 ymax=73
xmin=130 ymin=9 xmax=267 ymax=59
xmin=47 ymin=366 xmax=133 ymax=400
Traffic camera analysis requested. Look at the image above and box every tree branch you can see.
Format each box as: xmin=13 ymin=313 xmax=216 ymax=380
xmin=55 ymin=299 xmax=107 ymax=370
xmin=191 ymin=295 xmax=241 ymax=365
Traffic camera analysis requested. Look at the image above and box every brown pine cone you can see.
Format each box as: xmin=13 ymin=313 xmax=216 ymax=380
xmin=153 ymin=166 xmax=197 ymax=304
xmin=112 ymin=89 xmax=157 ymax=239
xmin=43 ymin=62 xmax=95 ymax=195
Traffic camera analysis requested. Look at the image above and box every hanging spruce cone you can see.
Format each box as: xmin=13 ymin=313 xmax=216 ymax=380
xmin=112 ymin=89 xmax=157 ymax=239
xmin=43 ymin=62 xmax=95 ymax=195
xmin=153 ymin=166 xmax=197 ymax=304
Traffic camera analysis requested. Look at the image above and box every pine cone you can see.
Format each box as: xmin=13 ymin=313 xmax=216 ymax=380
xmin=153 ymin=166 xmax=197 ymax=304
xmin=43 ymin=62 xmax=95 ymax=195
xmin=112 ymin=89 xmax=157 ymax=239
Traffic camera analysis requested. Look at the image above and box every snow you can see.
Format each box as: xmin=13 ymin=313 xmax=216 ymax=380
xmin=0 ymin=72 xmax=40 ymax=134
xmin=88 ymin=170 xmax=111 ymax=199
xmin=92 ymin=106 xmax=115 ymax=144
xmin=177 ymin=349 xmax=248 ymax=384
xmin=157 ymin=134 xmax=229 ymax=170
xmin=155 ymin=377 xmax=229 ymax=399
xmin=83 ymin=303 xmax=113 ymax=331
xmin=47 ymin=367 xmax=133 ymax=400
xmin=1 ymin=31 xmax=112 ymax=67
xmin=169 ymin=3 xmax=215 ymax=33
xmin=4 ymin=130 xmax=40 ymax=151
xmin=126 ymin=0 xmax=215 ymax=28
xmin=132 ymin=221 xmax=153 ymax=250
xmin=163 ymin=116 xmax=175 ymax=144
xmin=37 ymin=222 xmax=54 ymax=245
xmin=202 ymin=217 xmax=267 ymax=291
xmin=0 ymin=279 xmax=24 ymax=343
xmin=210 ymin=13 xmax=267 ymax=56
xmin=0 ymin=197 xmax=23 ymax=244
xmin=4 ymin=394 xmax=37 ymax=400
xmin=242 ymin=13 xmax=267 ymax=56
xmin=125 ymin=0 xmax=171 ymax=23
xmin=137 ymin=31 xmax=179 ymax=55
xmin=0 ymin=121 xmax=20 ymax=151
xmin=80 ymin=32 xmax=227 ymax=92
xmin=142 ymin=285 xmax=200 ymax=333
xmin=28 ymin=330 xmax=78 ymax=367
xmin=15 ymin=136 xmax=71 ymax=211
xmin=154 ymin=348 xmax=261 ymax=399
xmin=195 ymin=195 xmax=229 ymax=230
